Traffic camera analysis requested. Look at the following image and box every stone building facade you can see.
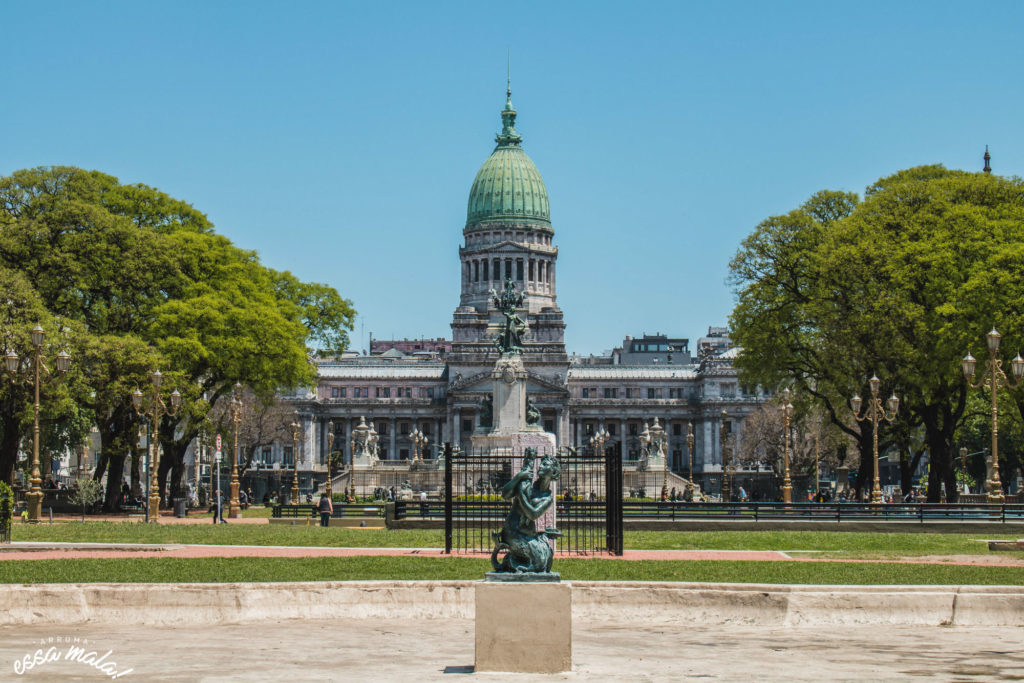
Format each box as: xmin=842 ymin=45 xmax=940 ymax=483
xmin=277 ymin=86 xmax=765 ymax=497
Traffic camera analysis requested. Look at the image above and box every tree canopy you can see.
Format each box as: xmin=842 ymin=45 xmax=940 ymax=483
xmin=730 ymin=166 xmax=1024 ymax=501
xmin=0 ymin=166 xmax=356 ymax=508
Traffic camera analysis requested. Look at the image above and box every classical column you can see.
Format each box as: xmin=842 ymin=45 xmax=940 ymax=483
xmin=390 ymin=417 xmax=397 ymax=461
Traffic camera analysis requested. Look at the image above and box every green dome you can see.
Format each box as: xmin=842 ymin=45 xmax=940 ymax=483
xmin=466 ymin=92 xmax=550 ymax=229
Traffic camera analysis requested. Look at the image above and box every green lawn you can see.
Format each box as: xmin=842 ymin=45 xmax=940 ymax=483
xmin=11 ymin=523 xmax=1016 ymax=559
xmin=0 ymin=556 xmax=1020 ymax=585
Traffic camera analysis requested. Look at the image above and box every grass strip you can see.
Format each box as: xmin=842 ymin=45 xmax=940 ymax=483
xmin=11 ymin=524 xmax=1017 ymax=558
xmin=0 ymin=557 xmax=1021 ymax=585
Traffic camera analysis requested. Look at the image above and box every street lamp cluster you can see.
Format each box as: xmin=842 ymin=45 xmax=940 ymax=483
xmin=5 ymin=325 xmax=71 ymax=522
xmin=289 ymin=418 xmax=304 ymax=504
xmin=778 ymin=389 xmax=795 ymax=503
xmin=131 ymin=370 xmax=181 ymax=522
xmin=851 ymin=375 xmax=900 ymax=503
xmin=962 ymin=328 xmax=1024 ymax=503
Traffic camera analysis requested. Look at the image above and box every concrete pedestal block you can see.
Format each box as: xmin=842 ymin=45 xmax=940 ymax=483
xmin=475 ymin=581 xmax=571 ymax=673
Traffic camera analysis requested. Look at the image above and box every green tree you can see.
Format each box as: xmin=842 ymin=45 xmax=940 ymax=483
xmin=730 ymin=168 xmax=1024 ymax=502
xmin=0 ymin=167 xmax=356 ymax=509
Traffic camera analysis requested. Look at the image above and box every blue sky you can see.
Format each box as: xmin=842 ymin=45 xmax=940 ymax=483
xmin=3 ymin=2 xmax=1021 ymax=355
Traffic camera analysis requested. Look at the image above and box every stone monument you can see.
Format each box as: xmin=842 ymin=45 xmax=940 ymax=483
xmin=349 ymin=416 xmax=378 ymax=469
xmin=474 ymin=281 xmax=570 ymax=674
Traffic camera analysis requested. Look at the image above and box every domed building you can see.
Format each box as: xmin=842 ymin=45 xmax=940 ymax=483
xmin=447 ymin=84 xmax=571 ymax=444
xmin=264 ymin=85 xmax=768 ymax=505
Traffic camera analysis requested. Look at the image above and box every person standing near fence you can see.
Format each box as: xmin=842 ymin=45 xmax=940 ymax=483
xmin=317 ymin=492 xmax=333 ymax=527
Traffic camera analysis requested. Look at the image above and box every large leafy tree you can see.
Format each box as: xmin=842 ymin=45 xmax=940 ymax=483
xmin=730 ymin=167 xmax=1024 ymax=502
xmin=0 ymin=167 xmax=355 ymax=508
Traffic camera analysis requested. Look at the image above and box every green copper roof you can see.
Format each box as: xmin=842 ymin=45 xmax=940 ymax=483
xmin=466 ymin=88 xmax=550 ymax=229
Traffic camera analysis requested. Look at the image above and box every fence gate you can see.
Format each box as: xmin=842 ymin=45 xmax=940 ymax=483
xmin=443 ymin=443 xmax=623 ymax=556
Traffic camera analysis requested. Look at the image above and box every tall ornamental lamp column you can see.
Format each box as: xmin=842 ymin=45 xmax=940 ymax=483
xmin=686 ymin=422 xmax=695 ymax=484
xmin=589 ymin=427 xmax=609 ymax=459
xmin=228 ymin=382 xmax=243 ymax=518
xmin=962 ymin=327 xmax=1024 ymax=503
xmin=325 ymin=421 xmax=335 ymax=499
xmin=131 ymin=370 xmax=182 ymax=522
xmin=5 ymin=325 xmax=71 ymax=522
xmin=720 ymin=410 xmax=731 ymax=502
xmin=850 ymin=375 xmax=899 ymax=503
xmin=289 ymin=418 xmax=303 ymax=504
xmin=779 ymin=388 xmax=795 ymax=503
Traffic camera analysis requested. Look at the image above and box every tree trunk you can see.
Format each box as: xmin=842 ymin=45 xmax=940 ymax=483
xmin=899 ymin=449 xmax=924 ymax=497
xmin=130 ymin=450 xmax=142 ymax=499
xmin=853 ymin=427 xmax=872 ymax=501
xmin=102 ymin=453 xmax=126 ymax=512
xmin=0 ymin=413 xmax=21 ymax=485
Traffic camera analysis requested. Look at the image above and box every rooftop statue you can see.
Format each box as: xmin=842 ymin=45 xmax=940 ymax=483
xmin=490 ymin=448 xmax=562 ymax=574
xmin=490 ymin=278 xmax=526 ymax=355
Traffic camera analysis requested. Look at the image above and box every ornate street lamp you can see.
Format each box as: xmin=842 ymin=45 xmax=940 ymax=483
xmin=409 ymin=427 xmax=428 ymax=463
xmin=228 ymin=383 xmax=244 ymax=518
xmin=779 ymin=388 xmax=795 ymax=503
xmin=131 ymin=370 xmax=182 ymax=522
xmin=589 ymin=427 xmax=610 ymax=459
xmin=289 ymin=417 xmax=304 ymax=504
xmin=326 ymin=421 xmax=335 ymax=498
xmin=851 ymin=374 xmax=900 ymax=503
xmin=720 ymin=410 xmax=732 ymax=502
xmin=686 ymin=422 xmax=695 ymax=485
xmin=962 ymin=327 xmax=1024 ymax=503
xmin=6 ymin=325 xmax=71 ymax=522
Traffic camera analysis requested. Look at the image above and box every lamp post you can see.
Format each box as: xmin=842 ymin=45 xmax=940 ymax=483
xmin=131 ymin=370 xmax=182 ymax=522
xmin=720 ymin=410 xmax=731 ymax=502
xmin=589 ymin=427 xmax=609 ymax=459
xmin=289 ymin=418 xmax=303 ymax=504
xmin=326 ymin=421 xmax=335 ymax=499
xmin=851 ymin=374 xmax=900 ymax=503
xmin=686 ymin=422 xmax=695 ymax=484
xmin=778 ymin=388 xmax=795 ymax=503
xmin=5 ymin=325 xmax=71 ymax=522
xmin=962 ymin=327 xmax=1024 ymax=503
xmin=228 ymin=383 xmax=243 ymax=518
xmin=409 ymin=428 xmax=428 ymax=463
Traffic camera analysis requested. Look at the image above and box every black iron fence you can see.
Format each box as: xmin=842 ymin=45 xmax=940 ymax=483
xmin=272 ymin=503 xmax=386 ymax=518
xmin=619 ymin=501 xmax=1024 ymax=522
xmin=443 ymin=443 xmax=622 ymax=556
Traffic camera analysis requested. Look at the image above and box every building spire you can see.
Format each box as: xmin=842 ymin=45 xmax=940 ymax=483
xmin=496 ymin=56 xmax=522 ymax=146
xmin=983 ymin=145 xmax=991 ymax=174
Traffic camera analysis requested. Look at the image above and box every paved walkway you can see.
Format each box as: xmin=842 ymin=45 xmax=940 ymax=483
xmin=1 ymin=619 xmax=1020 ymax=681
xmin=2 ymin=542 xmax=1023 ymax=566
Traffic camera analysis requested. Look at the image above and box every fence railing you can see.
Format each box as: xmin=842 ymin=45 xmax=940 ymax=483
xmin=272 ymin=503 xmax=386 ymax=519
xmin=443 ymin=443 xmax=620 ymax=556
xmin=618 ymin=501 xmax=1024 ymax=522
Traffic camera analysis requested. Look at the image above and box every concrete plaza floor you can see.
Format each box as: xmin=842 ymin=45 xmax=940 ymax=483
xmin=0 ymin=618 xmax=1021 ymax=682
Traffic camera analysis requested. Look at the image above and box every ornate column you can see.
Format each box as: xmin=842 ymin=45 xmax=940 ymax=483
xmin=390 ymin=417 xmax=397 ymax=461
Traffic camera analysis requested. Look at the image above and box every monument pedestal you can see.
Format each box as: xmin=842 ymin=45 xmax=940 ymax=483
xmin=475 ymin=581 xmax=572 ymax=673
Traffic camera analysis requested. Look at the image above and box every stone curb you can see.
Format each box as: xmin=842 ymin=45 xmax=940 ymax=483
xmin=0 ymin=581 xmax=1021 ymax=628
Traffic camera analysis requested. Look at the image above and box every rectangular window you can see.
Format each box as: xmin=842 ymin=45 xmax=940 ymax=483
xmin=505 ymin=259 xmax=512 ymax=280
xmin=647 ymin=388 xmax=657 ymax=399
xmin=426 ymin=388 xmax=434 ymax=399
xmin=629 ymin=423 xmax=638 ymax=436
xmin=283 ymin=447 xmax=293 ymax=467
xmin=331 ymin=387 xmax=339 ymax=398
xmin=422 ymin=423 xmax=432 ymax=435
xmin=462 ymin=419 xmax=473 ymax=433
xmin=376 ymin=421 xmax=388 ymax=435
xmin=482 ymin=261 xmax=489 ymax=280
xmin=543 ymin=419 xmax=554 ymax=433
xmin=399 ymin=422 xmax=409 ymax=434
xmin=339 ymin=388 xmax=346 ymax=398
xmin=581 ymin=388 xmax=591 ymax=398
xmin=585 ymin=423 xmax=594 ymax=435
xmin=399 ymin=448 xmax=410 ymax=460
xmin=673 ymin=423 xmax=682 ymax=436
xmin=261 ymin=446 xmax=272 ymax=465
xmin=376 ymin=387 xmax=390 ymax=398
xmin=516 ymin=259 xmax=524 ymax=280
xmin=721 ymin=382 xmax=736 ymax=398
xmin=603 ymin=388 xmax=617 ymax=399
xmin=608 ymin=423 xmax=617 ymax=436
xmin=473 ymin=261 xmax=479 ymax=282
